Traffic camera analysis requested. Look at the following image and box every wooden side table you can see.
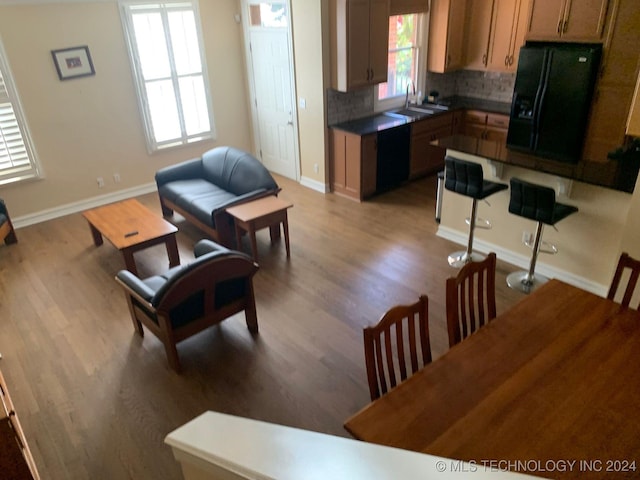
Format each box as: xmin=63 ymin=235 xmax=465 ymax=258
xmin=226 ymin=196 xmax=293 ymax=261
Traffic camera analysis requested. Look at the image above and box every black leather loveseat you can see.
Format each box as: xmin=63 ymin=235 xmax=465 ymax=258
xmin=156 ymin=147 xmax=279 ymax=246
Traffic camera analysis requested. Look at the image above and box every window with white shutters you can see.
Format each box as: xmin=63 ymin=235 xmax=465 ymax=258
xmin=0 ymin=41 xmax=40 ymax=185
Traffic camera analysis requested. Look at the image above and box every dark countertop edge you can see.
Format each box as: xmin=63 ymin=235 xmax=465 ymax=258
xmin=435 ymin=134 xmax=636 ymax=194
xmin=329 ymin=96 xmax=511 ymax=136
xmin=330 ymin=114 xmax=412 ymax=136
xmin=440 ymin=96 xmax=512 ymax=116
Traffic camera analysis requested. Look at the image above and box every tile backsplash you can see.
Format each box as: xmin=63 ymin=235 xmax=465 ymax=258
xmin=326 ymin=88 xmax=375 ymax=125
xmin=426 ymin=70 xmax=515 ymax=104
xmin=327 ymin=70 xmax=516 ymax=125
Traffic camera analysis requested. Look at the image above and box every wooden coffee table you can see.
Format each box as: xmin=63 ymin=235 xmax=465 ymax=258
xmin=226 ymin=196 xmax=293 ymax=261
xmin=82 ymin=199 xmax=179 ymax=275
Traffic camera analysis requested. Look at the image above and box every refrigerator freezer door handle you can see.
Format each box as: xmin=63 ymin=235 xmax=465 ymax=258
xmin=532 ymin=52 xmax=553 ymax=150
xmin=533 ymin=83 xmax=549 ymax=150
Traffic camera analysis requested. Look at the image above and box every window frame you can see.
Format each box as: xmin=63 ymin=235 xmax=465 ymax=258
xmin=374 ymin=12 xmax=428 ymax=113
xmin=119 ymin=0 xmax=216 ymax=153
xmin=0 ymin=39 xmax=42 ymax=186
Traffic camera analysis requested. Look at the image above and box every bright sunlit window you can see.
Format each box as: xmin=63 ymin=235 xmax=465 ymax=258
xmin=249 ymin=3 xmax=287 ymax=28
xmin=0 ymin=40 xmax=41 ymax=185
xmin=120 ymin=1 xmax=215 ymax=152
xmin=376 ymin=13 xmax=425 ymax=109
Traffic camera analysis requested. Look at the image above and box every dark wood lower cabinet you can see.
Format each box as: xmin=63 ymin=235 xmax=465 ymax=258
xmin=331 ymin=112 xmax=459 ymax=201
xmin=410 ymin=112 xmax=456 ymax=178
xmin=330 ymin=129 xmax=377 ymax=201
xmin=0 ymin=368 xmax=40 ymax=479
xmin=463 ymin=110 xmax=510 ymax=157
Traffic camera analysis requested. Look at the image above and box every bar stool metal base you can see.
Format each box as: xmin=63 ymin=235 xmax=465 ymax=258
xmin=506 ymin=271 xmax=550 ymax=294
xmin=448 ymin=250 xmax=486 ymax=268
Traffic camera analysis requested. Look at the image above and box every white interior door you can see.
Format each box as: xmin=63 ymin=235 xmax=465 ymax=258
xmin=243 ymin=1 xmax=299 ymax=180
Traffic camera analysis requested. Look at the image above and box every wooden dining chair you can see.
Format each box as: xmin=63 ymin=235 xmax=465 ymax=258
xmin=607 ymin=252 xmax=640 ymax=309
xmin=363 ymin=295 xmax=432 ymax=401
xmin=446 ymin=252 xmax=497 ymax=347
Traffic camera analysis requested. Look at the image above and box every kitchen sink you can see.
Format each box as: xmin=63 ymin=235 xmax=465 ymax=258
xmin=407 ymin=103 xmax=450 ymax=113
xmin=384 ymin=109 xmax=433 ymax=120
xmin=385 ymin=103 xmax=450 ymax=120
xmin=406 ymin=107 xmax=436 ymax=115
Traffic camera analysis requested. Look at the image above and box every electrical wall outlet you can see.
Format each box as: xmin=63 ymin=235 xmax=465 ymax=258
xmin=97 ymin=177 xmax=104 ymax=188
xmin=313 ymin=163 xmax=319 ymax=173
xmin=113 ymin=173 xmax=121 ymax=183
xmin=522 ymin=231 xmax=532 ymax=245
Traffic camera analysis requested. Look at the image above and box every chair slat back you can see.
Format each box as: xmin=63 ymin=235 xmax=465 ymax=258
xmin=363 ymin=296 xmax=431 ymax=401
xmin=446 ymin=253 xmax=497 ymax=347
xmin=607 ymin=252 xmax=640 ymax=309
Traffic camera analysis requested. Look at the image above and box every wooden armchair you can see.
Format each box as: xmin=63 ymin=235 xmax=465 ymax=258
xmin=363 ymin=296 xmax=432 ymax=400
xmin=0 ymin=199 xmax=17 ymax=245
xmin=446 ymin=252 xmax=497 ymax=347
xmin=115 ymin=239 xmax=259 ymax=372
xmin=607 ymin=252 xmax=640 ymax=309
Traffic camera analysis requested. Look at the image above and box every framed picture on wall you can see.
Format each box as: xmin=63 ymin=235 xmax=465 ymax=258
xmin=51 ymin=46 xmax=95 ymax=80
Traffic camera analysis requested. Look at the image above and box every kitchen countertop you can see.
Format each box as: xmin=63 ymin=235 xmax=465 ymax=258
xmin=330 ymin=96 xmax=511 ymax=136
xmin=330 ymin=112 xmax=411 ymax=136
xmin=441 ymin=95 xmax=511 ymax=115
xmin=435 ymin=134 xmax=637 ymax=193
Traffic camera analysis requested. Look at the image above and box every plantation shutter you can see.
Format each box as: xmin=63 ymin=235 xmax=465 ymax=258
xmin=0 ymin=48 xmax=40 ymax=185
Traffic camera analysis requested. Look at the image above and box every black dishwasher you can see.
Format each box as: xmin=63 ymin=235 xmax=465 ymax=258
xmin=376 ymin=124 xmax=411 ymax=192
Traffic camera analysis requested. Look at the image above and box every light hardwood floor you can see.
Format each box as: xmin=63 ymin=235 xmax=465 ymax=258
xmin=0 ymin=173 xmax=524 ymax=479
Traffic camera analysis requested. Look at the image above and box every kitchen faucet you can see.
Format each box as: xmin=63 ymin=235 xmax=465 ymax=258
xmin=405 ymin=81 xmax=416 ymax=109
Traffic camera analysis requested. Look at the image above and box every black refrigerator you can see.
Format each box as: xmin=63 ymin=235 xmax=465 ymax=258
xmin=506 ymin=42 xmax=602 ymax=164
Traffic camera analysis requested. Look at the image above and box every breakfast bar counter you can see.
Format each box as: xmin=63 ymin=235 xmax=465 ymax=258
xmin=435 ymin=134 xmax=638 ymax=193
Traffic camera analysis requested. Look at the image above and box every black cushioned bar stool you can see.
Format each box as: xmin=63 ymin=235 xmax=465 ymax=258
xmin=445 ymin=156 xmax=508 ymax=267
xmin=507 ymin=178 xmax=578 ymax=293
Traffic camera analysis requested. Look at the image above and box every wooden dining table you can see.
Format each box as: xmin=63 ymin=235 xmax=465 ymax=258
xmin=344 ymin=279 xmax=640 ymax=479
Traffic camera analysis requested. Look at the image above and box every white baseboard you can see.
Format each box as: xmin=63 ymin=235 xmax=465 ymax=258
xmin=13 ymin=176 xmax=327 ymax=229
xmin=13 ymin=182 xmax=157 ymax=229
xmin=436 ymin=225 xmax=608 ymax=297
xmin=299 ymin=176 xmax=329 ymax=194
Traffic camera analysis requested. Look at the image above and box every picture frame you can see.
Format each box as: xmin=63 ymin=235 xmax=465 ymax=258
xmin=51 ymin=46 xmax=95 ymax=81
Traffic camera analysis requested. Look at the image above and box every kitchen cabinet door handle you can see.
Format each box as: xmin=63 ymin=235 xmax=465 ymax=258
xmin=505 ymin=55 xmax=509 ymax=67
xmin=557 ymin=20 xmax=562 ymax=34
xmin=482 ymin=54 xmax=487 ymax=66
xmin=563 ymin=20 xmax=569 ymax=33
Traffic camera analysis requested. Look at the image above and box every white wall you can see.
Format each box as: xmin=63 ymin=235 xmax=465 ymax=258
xmin=291 ymin=0 xmax=330 ymax=190
xmin=0 ymin=1 xmax=253 ymax=219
